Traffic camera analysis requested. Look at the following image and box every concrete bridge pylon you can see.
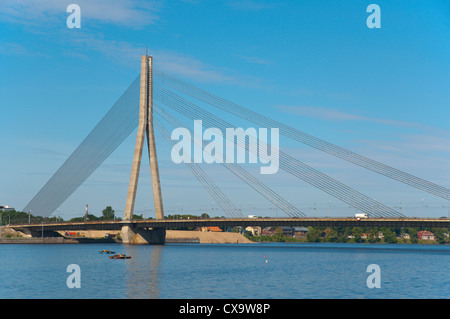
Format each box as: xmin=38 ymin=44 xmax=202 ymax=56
xmin=122 ymin=55 xmax=165 ymax=244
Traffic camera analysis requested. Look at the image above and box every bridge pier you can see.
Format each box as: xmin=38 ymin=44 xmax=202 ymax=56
xmin=121 ymin=225 xmax=165 ymax=245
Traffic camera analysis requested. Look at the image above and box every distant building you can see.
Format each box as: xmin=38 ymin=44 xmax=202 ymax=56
xmin=262 ymin=227 xmax=275 ymax=235
xmin=417 ymin=231 xmax=436 ymax=241
xmin=262 ymin=226 xmax=299 ymax=237
xmin=361 ymin=232 xmax=384 ymax=239
xmin=279 ymin=226 xmax=294 ymax=237
xmin=0 ymin=205 xmax=14 ymax=212
xmin=200 ymin=226 xmax=222 ymax=232
xmin=245 ymin=226 xmax=261 ymax=236
xmin=400 ymin=233 xmax=410 ymax=240
xmin=293 ymin=227 xmax=308 ymax=238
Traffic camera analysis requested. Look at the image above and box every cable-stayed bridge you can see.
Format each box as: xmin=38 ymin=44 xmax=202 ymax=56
xmin=15 ymin=55 xmax=450 ymax=244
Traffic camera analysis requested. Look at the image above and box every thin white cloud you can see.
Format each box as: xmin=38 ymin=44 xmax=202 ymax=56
xmin=377 ymin=134 xmax=450 ymax=154
xmin=0 ymin=0 xmax=261 ymax=85
xmin=0 ymin=42 xmax=28 ymax=56
xmin=236 ymin=54 xmax=273 ymax=65
xmin=0 ymin=0 xmax=161 ymax=27
xmin=227 ymin=0 xmax=280 ymax=11
xmin=277 ymin=105 xmax=450 ymax=181
xmin=60 ymin=32 xmax=240 ymax=83
xmin=278 ymin=105 xmax=423 ymax=129
xmin=154 ymin=50 xmax=238 ymax=83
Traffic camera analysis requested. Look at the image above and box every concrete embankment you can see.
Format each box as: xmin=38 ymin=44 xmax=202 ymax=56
xmin=0 ymin=237 xmax=121 ymax=244
xmin=0 ymin=237 xmax=69 ymax=244
xmin=166 ymin=230 xmax=253 ymax=244
xmin=0 ymin=226 xmax=253 ymax=244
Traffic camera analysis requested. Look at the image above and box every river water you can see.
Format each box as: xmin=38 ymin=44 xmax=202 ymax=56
xmin=0 ymin=242 xmax=449 ymax=299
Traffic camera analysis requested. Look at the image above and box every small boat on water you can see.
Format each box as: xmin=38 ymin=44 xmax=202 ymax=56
xmin=109 ymin=253 xmax=131 ymax=259
xmin=99 ymin=249 xmax=115 ymax=254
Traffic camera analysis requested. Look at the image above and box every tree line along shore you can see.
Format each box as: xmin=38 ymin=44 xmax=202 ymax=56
xmin=243 ymin=226 xmax=449 ymax=245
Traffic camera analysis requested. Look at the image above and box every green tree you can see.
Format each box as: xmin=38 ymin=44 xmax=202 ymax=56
xmin=382 ymin=228 xmax=397 ymax=243
xmin=406 ymin=228 xmax=419 ymax=243
xmin=337 ymin=228 xmax=350 ymax=243
xmin=352 ymin=227 xmax=363 ymax=243
xmin=70 ymin=213 xmax=98 ymax=222
xmin=324 ymin=228 xmax=338 ymax=242
xmin=274 ymin=227 xmax=286 ymax=242
xmin=307 ymin=227 xmax=321 ymax=242
xmin=367 ymin=228 xmax=380 ymax=244
xmin=102 ymin=206 xmax=115 ymax=220
xmin=432 ymin=228 xmax=448 ymax=244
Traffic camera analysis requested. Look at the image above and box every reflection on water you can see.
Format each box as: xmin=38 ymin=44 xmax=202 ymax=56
xmin=124 ymin=245 xmax=163 ymax=299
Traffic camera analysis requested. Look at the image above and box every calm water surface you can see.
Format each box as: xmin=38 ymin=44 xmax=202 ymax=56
xmin=0 ymin=242 xmax=449 ymax=299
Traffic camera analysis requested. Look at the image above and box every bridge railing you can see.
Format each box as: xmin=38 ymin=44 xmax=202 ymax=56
xmin=3 ymin=212 xmax=448 ymax=228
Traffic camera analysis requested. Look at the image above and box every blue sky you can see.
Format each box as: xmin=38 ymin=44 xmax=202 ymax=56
xmin=1 ymin=0 xmax=449 ymax=218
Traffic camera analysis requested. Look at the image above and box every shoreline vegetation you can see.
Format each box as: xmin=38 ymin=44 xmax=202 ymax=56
xmin=0 ymin=208 xmax=221 ymax=225
xmin=244 ymin=226 xmax=449 ymax=245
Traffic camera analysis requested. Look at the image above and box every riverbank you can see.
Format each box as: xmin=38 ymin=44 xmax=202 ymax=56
xmin=0 ymin=237 xmax=121 ymax=244
xmin=244 ymin=234 xmax=448 ymax=245
xmin=166 ymin=230 xmax=253 ymax=244
xmin=0 ymin=226 xmax=253 ymax=244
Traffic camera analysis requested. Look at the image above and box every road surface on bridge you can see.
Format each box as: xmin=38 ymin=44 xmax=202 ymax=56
xmin=11 ymin=217 xmax=450 ymax=234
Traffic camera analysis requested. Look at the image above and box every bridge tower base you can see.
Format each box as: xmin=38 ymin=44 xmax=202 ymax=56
xmin=121 ymin=225 xmax=165 ymax=245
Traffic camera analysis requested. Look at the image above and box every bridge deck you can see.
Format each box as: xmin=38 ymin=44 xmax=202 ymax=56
xmin=10 ymin=217 xmax=450 ymax=233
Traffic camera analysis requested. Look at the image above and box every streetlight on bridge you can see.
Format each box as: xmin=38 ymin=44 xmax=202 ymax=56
xmin=421 ymin=199 xmax=424 ymax=218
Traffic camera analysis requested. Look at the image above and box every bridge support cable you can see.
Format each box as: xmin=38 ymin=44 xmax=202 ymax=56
xmin=23 ymin=76 xmax=141 ymax=216
xmin=154 ymin=104 xmax=306 ymax=218
xmin=154 ymin=116 xmax=242 ymax=218
xmin=153 ymin=84 xmax=403 ymax=218
xmin=154 ymin=70 xmax=450 ymax=201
